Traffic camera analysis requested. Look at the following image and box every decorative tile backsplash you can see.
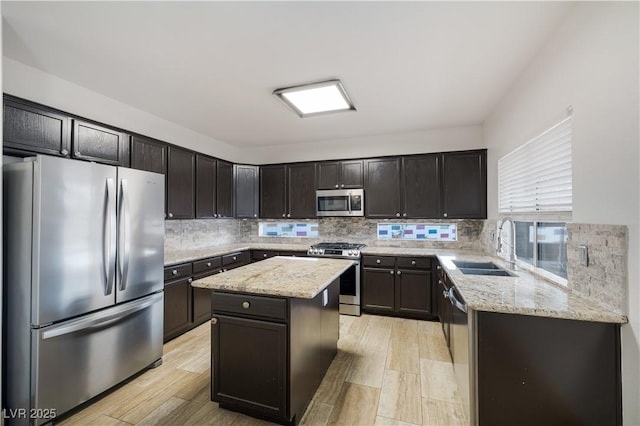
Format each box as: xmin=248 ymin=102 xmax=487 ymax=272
xmin=258 ymin=222 xmax=319 ymax=238
xmin=165 ymin=218 xmax=484 ymax=251
xmin=480 ymin=220 xmax=627 ymax=315
xmin=566 ymin=223 xmax=627 ymax=315
xmin=377 ymin=223 xmax=457 ymax=241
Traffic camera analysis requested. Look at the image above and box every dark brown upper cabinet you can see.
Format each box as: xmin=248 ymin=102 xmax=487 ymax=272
xmin=167 ymin=147 xmax=196 ymax=219
xmin=364 ymin=157 xmax=402 ymax=218
xmin=287 ymin=163 xmax=316 ymax=218
xmin=196 ymin=155 xmax=216 ymax=218
xmin=365 ymin=151 xmax=486 ymax=219
xmin=72 ymin=119 xmax=129 ymax=166
xmin=195 ymin=156 xmax=233 ymax=219
xmin=260 ymin=165 xmax=287 ymax=219
xmin=234 ymin=164 xmax=259 ymax=219
xmin=130 ymin=135 xmax=167 ymax=175
xmin=3 ymin=95 xmax=71 ymax=158
xmin=316 ymin=160 xmax=363 ymax=189
xmin=260 ymin=163 xmax=316 ymax=219
xmin=401 ymin=154 xmax=440 ymax=218
xmin=216 ymin=160 xmax=233 ymax=218
xmin=441 ymin=150 xmax=487 ymax=219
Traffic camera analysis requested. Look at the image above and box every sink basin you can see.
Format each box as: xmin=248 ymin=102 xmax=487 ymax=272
xmin=452 ymin=261 xmax=501 ymax=270
xmin=458 ymin=268 xmax=514 ymax=277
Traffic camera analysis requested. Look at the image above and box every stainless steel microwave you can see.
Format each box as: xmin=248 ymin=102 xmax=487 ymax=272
xmin=316 ymin=189 xmax=364 ymax=217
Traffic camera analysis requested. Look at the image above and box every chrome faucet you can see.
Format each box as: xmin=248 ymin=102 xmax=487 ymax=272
xmin=496 ymin=217 xmax=517 ymax=269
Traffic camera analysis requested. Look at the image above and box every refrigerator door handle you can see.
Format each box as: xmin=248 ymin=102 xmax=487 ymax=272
xmin=41 ymin=294 xmax=159 ymax=340
xmin=105 ymin=178 xmax=117 ymax=295
xmin=118 ymin=178 xmax=131 ymax=290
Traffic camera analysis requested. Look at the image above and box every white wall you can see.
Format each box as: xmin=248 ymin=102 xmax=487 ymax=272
xmin=483 ymin=2 xmax=639 ymax=424
xmin=2 ymin=58 xmax=244 ymax=162
xmin=249 ymin=125 xmax=483 ymax=164
xmin=3 ymin=58 xmax=483 ymax=164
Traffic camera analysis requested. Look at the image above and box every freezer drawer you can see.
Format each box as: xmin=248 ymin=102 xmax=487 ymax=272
xmin=30 ymin=293 xmax=163 ymax=425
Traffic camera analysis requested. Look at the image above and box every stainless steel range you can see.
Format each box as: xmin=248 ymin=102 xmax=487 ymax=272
xmin=308 ymin=242 xmax=365 ymax=316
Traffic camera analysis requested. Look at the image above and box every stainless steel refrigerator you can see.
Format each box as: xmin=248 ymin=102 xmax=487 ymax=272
xmin=3 ymin=155 xmax=165 ymax=425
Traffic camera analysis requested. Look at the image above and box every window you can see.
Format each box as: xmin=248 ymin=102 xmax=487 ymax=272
xmin=498 ymin=112 xmax=572 ymax=283
xmin=499 ymin=116 xmax=572 ymax=214
xmin=514 ymin=221 xmax=568 ymax=279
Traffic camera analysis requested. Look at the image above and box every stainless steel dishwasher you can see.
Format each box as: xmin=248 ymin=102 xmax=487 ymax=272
xmin=449 ymin=285 xmax=472 ymax=423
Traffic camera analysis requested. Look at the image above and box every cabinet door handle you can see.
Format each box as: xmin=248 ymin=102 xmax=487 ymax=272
xmin=254 ymin=214 xmax=257 ymax=218
xmin=172 ymin=270 xmax=178 ymax=275
xmin=443 ymin=212 xmax=448 ymax=218
xmin=335 ymin=184 xmax=339 ymax=188
xmin=206 ymin=262 xmax=211 ymax=267
xmin=376 ymin=259 xmax=381 ymax=264
xmin=60 ymin=149 xmax=69 ymax=156
xmin=287 ymin=213 xmax=291 ymax=218
xmin=397 ymin=271 xmax=402 ymax=275
xmin=211 ymin=317 xmax=218 ymax=325
xmin=437 ymin=265 xmax=442 ymax=270
xmin=168 ymin=212 xmax=174 ymax=218
xmin=74 ymin=151 xmax=81 ymax=157
xmin=403 ymin=213 xmax=407 ymax=217
xmin=233 ymin=256 xmax=237 ymax=261
xmin=242 ymin=301 xmax=250 ymax=309
xmin=341 ymin=184 xmax=345 ymax=188
xmin=282 ymin=213 xmax=286 ymax=217
xmin=389 ymin=270 xmax=394 ymax=275
xmin=443 ymin=291 xmax=449 ymax=300
xmin=396 ymin=213 xmax=400 ymax=217
xmin=263 ymin=253 xmax=268 ymax=258
xmin=411 ymin=260 xmax=416 ymax=266
xmin=188 ymin=278 xmax=192 ymax=283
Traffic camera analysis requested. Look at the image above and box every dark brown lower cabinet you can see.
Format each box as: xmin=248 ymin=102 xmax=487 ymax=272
xmin=476 ymin=311 xmax=622 ymax=426
xmin=362 ymin=268 xmax=395 ymax=313
xmin=213 ymin=315 xmax=288 ymax=418
xmin=362 ymin=255 xmax=434 ymax=319
xmin=396 ymin=269 xmax=431 ymax=316
xmin=163 ymin=277 xmax=192 ymax=342
xmin=211 ymin=279 xmax=339 ymax=425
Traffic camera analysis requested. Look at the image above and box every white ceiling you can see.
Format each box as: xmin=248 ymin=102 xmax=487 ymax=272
xmin=2 ymin=1 xmax=573 ymax=149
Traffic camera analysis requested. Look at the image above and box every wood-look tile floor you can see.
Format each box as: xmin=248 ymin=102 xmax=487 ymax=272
xmin=58 ymin=315 xmax=466 ymax=426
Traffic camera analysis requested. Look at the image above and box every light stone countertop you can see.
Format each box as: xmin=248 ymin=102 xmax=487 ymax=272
xmin=166 ymin=243 xmax=626 ymax=324
xmin=164 ymin=243 xmax=310 ymax=266
xmin=191 ymin=256 xmax=356 ymax=299
xmin=363 ymin=246 xmax=627 ymax=324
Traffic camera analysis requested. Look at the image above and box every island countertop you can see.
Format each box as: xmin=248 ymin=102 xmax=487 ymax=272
xmin=191 ymin=256 xmax=355 ymax=299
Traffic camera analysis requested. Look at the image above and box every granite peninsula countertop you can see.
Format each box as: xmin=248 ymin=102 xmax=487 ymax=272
xmin=191 ymin=256 xmax=355 ymax=299
xmin=362 ymin=246 xmax=627 ymax=324
xmin=166 ymin=243 xmax=626 ymax=324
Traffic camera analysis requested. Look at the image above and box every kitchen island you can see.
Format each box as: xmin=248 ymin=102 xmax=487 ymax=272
xmin=192 ymin=256 xmax=355 ymax=426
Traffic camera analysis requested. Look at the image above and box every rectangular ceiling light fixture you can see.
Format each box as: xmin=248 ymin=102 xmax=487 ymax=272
xmin=273 ymin=79 xmax=356 ymax=117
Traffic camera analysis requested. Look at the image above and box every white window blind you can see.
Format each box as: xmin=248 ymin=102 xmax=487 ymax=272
xmin=499 ymin=116 xmax=572 ymax=213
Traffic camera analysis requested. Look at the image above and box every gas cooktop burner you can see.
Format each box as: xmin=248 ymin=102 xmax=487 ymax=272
xmin=308 ymin=242 xmax=366 ymax=258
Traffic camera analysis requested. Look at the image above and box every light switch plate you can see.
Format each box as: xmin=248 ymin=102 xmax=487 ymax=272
xmin=578 ymin=245 xmax=589 ymax=266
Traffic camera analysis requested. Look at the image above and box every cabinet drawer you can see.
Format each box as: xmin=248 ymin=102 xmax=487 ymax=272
xmin=362 ymin=255 xmax=395 ymax=268
xmin=252 ymin=250 xmax=279 ymax=261
xmin=223 ymin=251 xmax=251 ymax=269
xmin=212 ymin=292 xmax=287 ymax=321
xmin=397 ymin=257 xmax=432 ymax=269
xmin=164 ymin=263 xmax=192 ymax=282
xmin=193 ymin=257 xmax=223 ymax=275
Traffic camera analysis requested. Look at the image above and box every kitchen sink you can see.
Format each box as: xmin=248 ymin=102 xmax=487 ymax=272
xmin=452 ymin=261 xmax=501 ymax=270
xmin=452 ymin=260 xmax=516 ymax=277
xmin=458 ymin=268 xmax=514 ymax=277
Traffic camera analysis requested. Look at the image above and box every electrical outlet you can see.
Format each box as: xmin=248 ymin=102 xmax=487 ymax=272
xmin=578 ymin=245 xmax=589 ymax=266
